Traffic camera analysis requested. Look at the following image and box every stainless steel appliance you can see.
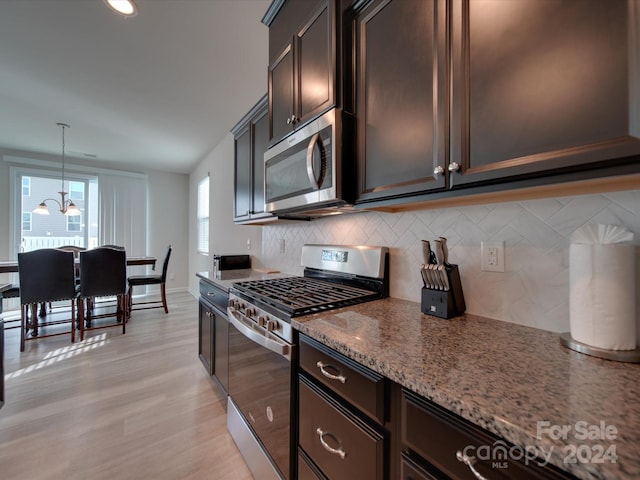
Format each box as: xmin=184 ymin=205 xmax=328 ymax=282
xmin=264 ymin=109 xmax=356 ymax=218
xmin=226 ymin=244 xmax=389 ymax=480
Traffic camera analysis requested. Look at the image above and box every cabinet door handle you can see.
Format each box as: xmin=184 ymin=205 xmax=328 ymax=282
xmin=286 ymin=114 xmax=298 ymax=125
xmin=456 ymin=450 xmax=489 ymax=480
xmin=207 ymin=292 xmax=216 ymax=297
xmin=433 ymin=165 xmax=444 ymax=177
xmin=316 ymin=428 xmax=346 ymax=459
xmin=316 ymin=361 xmax=346 ymax=383
xmin=448 ymin=162 xmax=461 ymax=173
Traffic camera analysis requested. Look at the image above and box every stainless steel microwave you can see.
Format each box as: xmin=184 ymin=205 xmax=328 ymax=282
xmin=264 ymin=108 xmax=356 ymax=217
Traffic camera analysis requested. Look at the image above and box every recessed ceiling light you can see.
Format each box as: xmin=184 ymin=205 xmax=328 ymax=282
xmin=104 ymin=0 xmax=138 ymax=18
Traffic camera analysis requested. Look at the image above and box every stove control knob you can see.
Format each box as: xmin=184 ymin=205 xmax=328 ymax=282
xmin=266 ymin=319 xmax=280 ymax=332
xmin=245 ymin=307 xmax=257 ymax=318
xmin=258 ymin=315 xmax=269 ymax=328
xmin=229 ymin=299 xmax=238 ymax=309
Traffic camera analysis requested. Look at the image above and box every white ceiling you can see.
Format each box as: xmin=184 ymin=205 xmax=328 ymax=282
xmin=0 ymin=0 xmax=270 ymax=174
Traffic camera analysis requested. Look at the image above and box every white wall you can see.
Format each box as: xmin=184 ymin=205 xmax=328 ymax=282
xmin=146 ymin=169 xmax=189 ymax=292
xmin=188 ymin=133 xmax=263 ymax=297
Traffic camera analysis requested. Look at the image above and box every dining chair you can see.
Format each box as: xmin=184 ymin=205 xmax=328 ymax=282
xmin=0 ymin=285 xmax=21 ymax=330
xmin=127 ymin=245 xmax=172 ymax=316
xmin=78 ymin=247 xmax=127 ymax=341
xmin=17 ymin=249 xmax=77 ymax=351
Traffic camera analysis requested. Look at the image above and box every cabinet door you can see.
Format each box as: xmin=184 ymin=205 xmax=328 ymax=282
xmin=198 ymin=301 xmax=214 ymax=376
xmin=213 ymin=312 xmax=229 ymax=394
xmin=234 ymin=125 xmax=251 ymax=221
xmin=296 ymin=0 xmax=334 ymax=126
xmin=449 ymin=0 xmax=640 ymax=187
xmin=269 ymin=40 xmax=295 ymax=143
xmin=252 ymin=107 xmax=270 ymax=217
xmin=355 ymin=0 xmax=447 ymax=204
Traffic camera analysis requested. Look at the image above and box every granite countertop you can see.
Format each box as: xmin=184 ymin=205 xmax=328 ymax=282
xmin=197 ymin=269 xmax=293 ymax=292
xmin=291 ymin=298 xmax=640 ymax=480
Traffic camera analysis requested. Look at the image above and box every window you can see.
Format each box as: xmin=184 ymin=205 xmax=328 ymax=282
xmin=13 ymin=169 xmax=95 ymax=253
xmin=22 ymin=177 xmax=30 ymax=196
xmin=67 ymin=214 xmax=82 ymax=232
xmin=22 ymin=212 xmax=32 ymax=231
xmin=197 ymin=176 xmax=209 ymax=254
xmin=69 ymin=181 xmax=84 ymax=200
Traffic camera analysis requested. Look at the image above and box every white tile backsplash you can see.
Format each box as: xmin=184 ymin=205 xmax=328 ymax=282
xmin=260 ymin=191 xmax=640 ymax=333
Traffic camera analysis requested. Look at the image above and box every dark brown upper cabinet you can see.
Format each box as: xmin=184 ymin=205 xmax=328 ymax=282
xmin=353 ymin=0 xmax=448 ymax=203
xmin=232 ymin=95 xmax=274 ymax=224
xmin=449 ymin=0 xmax=640 ymax=187
xmin=266 ymin=0 xmax=336 ymax=145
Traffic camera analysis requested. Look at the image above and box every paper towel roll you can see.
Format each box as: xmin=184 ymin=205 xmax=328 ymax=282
xmin=569 ymin=243 xmax=636 ymax=350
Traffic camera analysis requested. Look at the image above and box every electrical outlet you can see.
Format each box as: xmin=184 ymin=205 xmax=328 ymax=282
xmin=280 ymin=238 xmax=286 ymax=254
xmin=481 ymin=241 xmax=504 ymax=272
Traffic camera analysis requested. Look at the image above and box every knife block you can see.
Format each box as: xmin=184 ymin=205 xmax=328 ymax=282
xmin=421 ymin=264 xmax=466 ymax=319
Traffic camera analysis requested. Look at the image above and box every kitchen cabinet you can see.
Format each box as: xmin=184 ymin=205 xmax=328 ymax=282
xmin=352 ymin=0 xmax=640 ymax=207
xmin=400 ymin=388 xmax=577 ymax=480
xmin=266 ymin=0 xmax=336 ymax=145
xmin=232 ymin=95 xmax=274 ymax=224
xmin=353 ymin=0 xmax=447 ymax=203
xmin=198 ymin=280 xmax=229 ymax=395
xmin=448 ymin=0 xmax=640 ymax=187
xmin=297 ymin=334 xmax=388 ymax=479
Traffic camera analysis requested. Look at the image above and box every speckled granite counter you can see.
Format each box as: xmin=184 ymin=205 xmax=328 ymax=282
xmin=291 ymin=297 xmax=640 ymax=480
xmin=197 ymin=269 xmax=293 ymax=292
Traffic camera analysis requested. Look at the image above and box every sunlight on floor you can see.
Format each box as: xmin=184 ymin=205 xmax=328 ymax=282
xmin=4 ymin=333 xmax=108 ymax=381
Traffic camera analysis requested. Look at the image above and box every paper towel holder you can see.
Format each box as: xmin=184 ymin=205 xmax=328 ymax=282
xmin=560 ymin=333 xmax=640 ymax=363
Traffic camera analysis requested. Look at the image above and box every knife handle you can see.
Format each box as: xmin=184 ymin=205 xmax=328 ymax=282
xmin=439 ymin=236 xmax=449 ymax=264
xmin=433 ymin=239 xmax=445 ymax=265
xmin=422 ymin=240 xmax=432 ymax=265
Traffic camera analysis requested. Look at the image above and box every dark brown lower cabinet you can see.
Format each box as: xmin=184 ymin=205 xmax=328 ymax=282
xmin=401 ymin=453 xmax=439 ymax=480
xmin=298 ymin=376 xmax=385 ymax=480
xmin=401 ymin=389 xmax=577 ymax=480
xmin=198 ymin=280 xmax=229 ymax=396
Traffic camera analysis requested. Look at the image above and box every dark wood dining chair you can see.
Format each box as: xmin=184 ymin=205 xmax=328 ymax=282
xmin=127 ymin=245 xmax=172 ymax=316
xmin=17 ymin=249 xmax=77 ymax=351
xmin=78 ymin=247 xmax=127 ymax=341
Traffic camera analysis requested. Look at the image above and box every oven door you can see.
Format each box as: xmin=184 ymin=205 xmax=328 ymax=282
xmin=227 ymin=307 xmax=294 ymax=480
xmin=265 ymin=109 xmax=336 ymax=213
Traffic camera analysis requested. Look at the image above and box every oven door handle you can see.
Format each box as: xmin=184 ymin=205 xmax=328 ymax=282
xmin=227 ymin=306 xmax=292 ymax=361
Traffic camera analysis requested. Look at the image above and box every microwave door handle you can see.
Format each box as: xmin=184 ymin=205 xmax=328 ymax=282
xmin=306 ymin=133 xmax=327 ymax=190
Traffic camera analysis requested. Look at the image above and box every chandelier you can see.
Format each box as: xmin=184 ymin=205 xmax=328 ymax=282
xmin=33 ymin=123 xmax=81 ymax=216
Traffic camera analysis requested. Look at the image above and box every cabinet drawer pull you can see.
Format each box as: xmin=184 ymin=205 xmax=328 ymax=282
xmin=316 ymin=361 xmax=346 ymax=383
xmin=456 ymin=450 xmax=489 ymax=480
xmin=316 ymin=428 xmax=346 ymax=459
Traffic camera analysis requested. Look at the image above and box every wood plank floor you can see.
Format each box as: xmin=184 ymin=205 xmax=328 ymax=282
xmin=0 ymin=292 xmax=253 ymax=480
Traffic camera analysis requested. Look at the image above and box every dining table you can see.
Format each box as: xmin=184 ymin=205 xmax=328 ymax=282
xmin=0 ymin=256 xmax=156 ymax=274
xmin=1 ymin=256 xmax=157 ymax=321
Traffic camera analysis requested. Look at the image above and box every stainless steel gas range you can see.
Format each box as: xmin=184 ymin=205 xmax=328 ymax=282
xmin=226 ymin=244 xmax=389 ymax=480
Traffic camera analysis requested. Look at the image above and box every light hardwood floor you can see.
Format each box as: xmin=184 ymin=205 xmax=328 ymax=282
xmin=0 ymin=292 xmax=253 ymax=480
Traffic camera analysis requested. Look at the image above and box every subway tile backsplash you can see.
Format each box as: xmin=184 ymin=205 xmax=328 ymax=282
xmin=261 ymin=190 xmax=640 ymax=333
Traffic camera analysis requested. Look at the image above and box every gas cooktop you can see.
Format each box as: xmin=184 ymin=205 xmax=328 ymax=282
xmin=232 ymin=276 xmax=382 ymax=317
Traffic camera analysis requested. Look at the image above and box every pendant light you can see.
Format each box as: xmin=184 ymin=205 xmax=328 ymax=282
xmin=33 ymin=123 xmax=81 ymax=216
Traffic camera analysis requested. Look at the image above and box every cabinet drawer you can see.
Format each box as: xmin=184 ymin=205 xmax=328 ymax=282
xmin=199 ymin=280 xmax=229 ymax=313
xmin=401 ymin=389 xmax=575 ymax=480
xmin=298 ymin=448 xmax=325 ymax=480
xmin=401 ymin=452 xmax=439 ymax=480
xmin=299 ymin=334 xmax=385 ymax=423
xmin=299 ymin=376 xmax=384 ymax=480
